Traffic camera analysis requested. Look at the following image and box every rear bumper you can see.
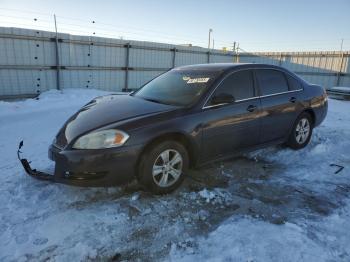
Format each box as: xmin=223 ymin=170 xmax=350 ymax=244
xmin=47 ymin=144 xmax=143 ymax=186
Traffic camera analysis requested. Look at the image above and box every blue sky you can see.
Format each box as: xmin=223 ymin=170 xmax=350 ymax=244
xmin=0 ymin=0 xmax=349 ymax=51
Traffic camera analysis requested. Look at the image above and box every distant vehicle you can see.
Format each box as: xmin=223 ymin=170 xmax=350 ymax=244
xmin=19 ymin=63 xmax=328 ymax=194
xmin=326 ymin=86 xmax=350 ymax=100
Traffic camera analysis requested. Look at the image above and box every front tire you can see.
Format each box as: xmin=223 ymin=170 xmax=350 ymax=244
xmin=287 ymin=112 xmax=313 ymax=150
xmin=137 ymin=141 xmax=189 ymax=194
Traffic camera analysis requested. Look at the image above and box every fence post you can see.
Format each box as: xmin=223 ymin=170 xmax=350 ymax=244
xmin=54 ymin=14 xmax=60 ymax=90
xmin=171 ymin=47 xmax=177 ymax=68
xmin=336 ymin=51 xmax=345 ymax=86
xmin=123 ymin=43 xmax=131 ymax=92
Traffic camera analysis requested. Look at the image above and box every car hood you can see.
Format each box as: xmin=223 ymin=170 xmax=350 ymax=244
xmin=55 ymin=94 xmax=177 ymax=147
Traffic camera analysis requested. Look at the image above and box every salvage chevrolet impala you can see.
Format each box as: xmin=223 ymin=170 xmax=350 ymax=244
xmin=18 ymin=63 xmax=328 ymax=194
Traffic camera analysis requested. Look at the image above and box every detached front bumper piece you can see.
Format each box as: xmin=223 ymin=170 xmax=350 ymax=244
xmin=18 ymin=140 xmax=143 ymax=187
xmin=17 ymin=141 xmax=54 ymax=181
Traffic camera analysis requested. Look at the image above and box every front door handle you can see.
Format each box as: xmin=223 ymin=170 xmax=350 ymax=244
xmin=290 ymin=97 xmax=297 ymax=103
xmin=247 ymin=105 xmax=257 ymax=112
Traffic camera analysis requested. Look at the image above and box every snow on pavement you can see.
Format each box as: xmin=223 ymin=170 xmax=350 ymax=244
xmin=0 ymin=89 xmax=349 ymax=261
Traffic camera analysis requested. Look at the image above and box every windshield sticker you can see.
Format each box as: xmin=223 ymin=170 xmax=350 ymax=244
xmin=182 ymin=76 xmax=210 ymax=84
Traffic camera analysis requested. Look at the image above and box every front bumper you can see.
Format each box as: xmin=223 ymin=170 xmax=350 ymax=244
xmin=18 ymin=141 xmax=143 ymax=187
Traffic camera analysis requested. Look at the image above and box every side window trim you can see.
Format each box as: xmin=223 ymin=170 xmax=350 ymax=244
xmin=259 ymin=89 xmax=303 ymax=98
xmin=202 ymin=69 xmax=258 ymax=109
xmin=284 ymin=72 xmax=304 ymax=91
xmin=254 ymin=68 xmax=303 ymax=98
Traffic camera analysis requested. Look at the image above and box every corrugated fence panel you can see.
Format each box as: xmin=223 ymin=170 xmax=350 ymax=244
xmin=59 ymin=42 xmax=91 ymax=67
xmin=129 ymin=48 xmax=172 ymax=69
xmin=301 ymin=74 xmax=338 ymax=88
xmin=240 ymin=54 xmax=280 ymax=65
xmin=239 ymin=52 xmax=350 ymax=88
xmin=339 ymin=55 xmax=350 ymax=86
xmin=91 ymin=70 xmax=125 ymax=91
xmin=0 ymin=38 xmax=56 ymax=66
xmin=128 ymin=71 xmax=164 ymax=90
xmin=61 ymin=70 xmax=125 ymax=91
xmin=61 ymin=70 xmax=124 ymax=91
xmin=90 ymin=45 xmax=126 ymax=67
xmin=340 ymin=76 xmax=350 ymax=86
xmin=61 ymin=70 xmax=92 ymax=89
xmin=0 ymin=27 xmax=349 ymax=97
xmin=210 ymin=54 xmax=234 ymax=63
xmin=0 ymin=69 xmax=56 ymax=95
xmin=175 ymin=52 xmax=208 ymax=66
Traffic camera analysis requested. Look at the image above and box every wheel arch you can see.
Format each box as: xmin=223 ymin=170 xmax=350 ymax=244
xmin=303 ymin=108 xmax=316 ymax=126
xmin=136 ymin=132 xmax=198 ymax=171
xmin=287 ymin=108 xmax=316 ymax=141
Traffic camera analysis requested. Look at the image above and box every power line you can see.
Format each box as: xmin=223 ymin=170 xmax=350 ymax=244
xmin=0 ymin=8 xmax=348 ymax=52
xmin=0 ymin=8 xmax=224 ymax=46
xmin=0 ymin=18 xmax=237 ymax=49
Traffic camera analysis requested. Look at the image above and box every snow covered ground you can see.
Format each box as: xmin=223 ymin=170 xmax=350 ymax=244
xmin=0 ymin=89 xmax=349 ymax=261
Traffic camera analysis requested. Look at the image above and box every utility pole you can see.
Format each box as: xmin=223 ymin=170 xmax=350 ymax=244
xmin=232 ymin=42 xmax=237 ymax=63
xmin=208 ymin=29 xmax=213 ymax=49
xmin=54 ymin=14 xmax=60 ymax=90
xmin=236 ymin=43 xmax=240 ymax=63
xmin=212 ymin=39 xmax=214 ymax=50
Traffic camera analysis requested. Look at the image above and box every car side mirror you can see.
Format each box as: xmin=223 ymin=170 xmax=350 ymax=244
xmin=211 ymin=93 xmax=235 ymax=105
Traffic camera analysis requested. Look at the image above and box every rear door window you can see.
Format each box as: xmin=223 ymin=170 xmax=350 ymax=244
xmin=213 ymin=70 xmax=255 ymax=101
xmin=255 ymin=69 xmax=289 ymax=95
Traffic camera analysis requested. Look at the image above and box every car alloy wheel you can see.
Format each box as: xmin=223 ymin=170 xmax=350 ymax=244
xmin=295 ymin=118 xmax=310 ymax=144
xmin=152 ymin=149 xmax=183 ymax=187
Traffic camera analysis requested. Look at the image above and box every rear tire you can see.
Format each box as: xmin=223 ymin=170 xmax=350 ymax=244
xmin=286 ymin=112 xmax=313 ymax=150
xmin=137 ymin=140 xmax=189 ymax=194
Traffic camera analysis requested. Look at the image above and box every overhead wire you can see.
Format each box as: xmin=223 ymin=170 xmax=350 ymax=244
xmin=0 ymin=8 xmax=348 ymax=52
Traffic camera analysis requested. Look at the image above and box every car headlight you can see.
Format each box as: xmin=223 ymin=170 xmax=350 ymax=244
xmin=72 ymin=129 xmax=129 ymax=149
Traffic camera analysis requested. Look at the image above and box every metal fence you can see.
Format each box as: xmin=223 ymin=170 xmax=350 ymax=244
xmin=0 ymin=27 xmax=349 ymax=98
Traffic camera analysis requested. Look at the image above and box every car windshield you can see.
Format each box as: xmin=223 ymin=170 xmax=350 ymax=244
xmin=133 ymin=69 xmax=222 ymax=106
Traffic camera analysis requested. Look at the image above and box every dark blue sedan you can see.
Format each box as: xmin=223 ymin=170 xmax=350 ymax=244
xmin=19 ymin=63 xmax=328 ymax=194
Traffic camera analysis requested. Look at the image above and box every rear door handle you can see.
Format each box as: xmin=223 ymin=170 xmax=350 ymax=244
xmin=290 ymin=97 xmax=297 ymax=103
xmin=247 ymin=105 xmax=257 ymax=112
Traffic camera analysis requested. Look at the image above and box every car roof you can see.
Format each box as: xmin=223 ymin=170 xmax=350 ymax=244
xmin=175 ymin=63 xmax=286 ymax=73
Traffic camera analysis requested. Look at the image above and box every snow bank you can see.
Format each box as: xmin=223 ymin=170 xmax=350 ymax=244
xmin=170 ymin=97 xmax=350 ymax=261
xmin=0 ymin=89 xmax=349 ymax=261
xmin=170 ymin=198 xmax=350 ymax=261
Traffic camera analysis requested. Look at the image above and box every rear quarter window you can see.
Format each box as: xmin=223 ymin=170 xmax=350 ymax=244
xmin=285 ymin=74 xmax=303 ymax=91
xmin=255 ymin=69 xmax=289 ymax=95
